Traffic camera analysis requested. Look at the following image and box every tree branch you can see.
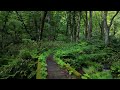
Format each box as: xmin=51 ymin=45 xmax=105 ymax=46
xmin=109 ymin=11 xmax=119 ymax=29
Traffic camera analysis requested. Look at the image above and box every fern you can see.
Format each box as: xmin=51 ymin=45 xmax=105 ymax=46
xmin=82 ymin=66 xmax=112 ymax=79
xmin=36 ymin=51 xmax=50 ymax=79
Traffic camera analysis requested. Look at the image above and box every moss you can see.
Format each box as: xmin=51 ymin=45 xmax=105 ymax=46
xmin=54 ymin=57 xmax=81 ymax=78
xmin=36 ymin=60 xmax=41 ymax=79
xmin=64 ymin=64 xmax=81 ymax=78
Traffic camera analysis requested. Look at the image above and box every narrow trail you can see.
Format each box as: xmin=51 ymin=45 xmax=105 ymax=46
xmin=46 ymin=54 xmax=76 ymax=79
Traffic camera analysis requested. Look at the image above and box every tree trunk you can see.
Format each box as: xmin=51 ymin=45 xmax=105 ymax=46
xmin=73 ymin=11 xmax=77 ymax=42
xmin=39 ymin=11 xmax=47 ymax=41
xmin=88 ymin=11 xmax=92 ymax=40
xmin=100 ymin=11 xmax=104 ymax=39
xmin=85 ymin=11 xmax=88 ymax=39
xmin=76 ymin=11 xmax=81 ymax=42
xmin=103 ymin=11 xmax=119 ymax=46
xmin=70 ymin=11 xmax=76 ymax=42
xmin=101 ymin=21 xmax=104 ymax=39
xmin=66 ymin=11 xmax=69 ymax=36
xmin=67 ymin=11 xmax=71 ymax=36
xmin=71 ymin=11 xmax=74 ymax=42
xmin=103 ymin=11 xmax=109 ymax=46
xmin=89 ymin=11 xmax=92 ymax=38
xmin=66 ymin=11 xmax=72 ymax=41
xmin=47 ymin=11 xmax=51 ymax=41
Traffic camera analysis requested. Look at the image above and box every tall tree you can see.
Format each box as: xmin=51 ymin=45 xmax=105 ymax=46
xmin=85 ymin=11 xmax=88 ymax=39
xmin=88 ymin=11 xmax=92 ymax=40
xmin=73 ymin=11 xmax=76 ymax=42
xmin=76 ymin=11 xmax=82 ymax=42
xmin=103 ymin=11 xmax=119 ymax=46
xmin=39 ymin=11 xmax=47 ymax=41
xmin=70 ymin=11 xmax=74 ymax=42
xmin=99 ymin=11 xmax=104 ymax=39
xmin=66 ymin=11 xmax=69 ymax=36
xmin=103 ymin=11 xmax=109 ymax=46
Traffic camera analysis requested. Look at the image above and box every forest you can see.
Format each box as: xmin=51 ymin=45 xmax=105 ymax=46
xmin=0 ymin=11 xmax=120 ymax=79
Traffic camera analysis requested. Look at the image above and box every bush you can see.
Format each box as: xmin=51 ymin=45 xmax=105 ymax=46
xmin=82 ymin=66 xmax=112 ymax=79
xmin=84 ymin=61 xmax=103 ymax=71
xmin=19 ymin=49 xmax=32 ymax=60
xmin=0 ymin=58 xmax=37 ymax=79
xmin=5 ymin=43 xmax=21 ymax=57
xmin=110 ymin=60 xmax=120 ymax=78
xmin=56 ymin=34 xmax=67 ymax=41
xmin=0 ymin=58 xmax=9 ymax=67
xmin=22 ymin=39 xmax=38 ymax=50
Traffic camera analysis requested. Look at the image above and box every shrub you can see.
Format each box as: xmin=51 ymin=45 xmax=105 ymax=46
xmin=82 ymin=66 xmax=112 ymax=79
xmin=19 ymin=49 xmax=32 ymax=60
xmin=0 ymin=58 xmax=37 ymax=79
xmin=110 ymin=60 xmax=120 ymax=78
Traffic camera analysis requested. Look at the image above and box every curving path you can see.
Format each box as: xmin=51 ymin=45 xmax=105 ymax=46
xmin=46 ymin=54 xmax=76 ymax=79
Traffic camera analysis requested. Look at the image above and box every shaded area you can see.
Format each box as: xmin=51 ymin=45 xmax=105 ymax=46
xmin=46 ymin=54 xmax=76 ymax=79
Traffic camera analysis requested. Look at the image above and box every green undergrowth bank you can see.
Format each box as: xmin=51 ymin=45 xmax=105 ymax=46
xmin=36 ymin=50 xmax=51 ymax=79
xmin=36 ymin=41 xmax=106 ymax=79
xmin=50 ymin=41 xmax=120 ymax=79
xmin=36 ymin=49 xmax=81 ymax=79
xmin=54 ymin=57 xmax=81 ymax=78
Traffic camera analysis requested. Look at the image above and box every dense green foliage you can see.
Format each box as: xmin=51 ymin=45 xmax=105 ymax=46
xmin=0 ymin=11 xmax=120 ymax=79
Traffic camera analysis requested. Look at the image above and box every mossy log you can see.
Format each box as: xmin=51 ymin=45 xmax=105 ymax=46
xmin=36 ymin=60 xmax=41 ymax=79
xmin=64 ymin=63 xmax=81 ymax=78
xmin=55 ymin=57 xmax=81 ymax=78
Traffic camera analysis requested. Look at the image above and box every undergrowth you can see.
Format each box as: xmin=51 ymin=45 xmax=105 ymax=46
xmin=1 ymin=38 xmax=120 ymax=79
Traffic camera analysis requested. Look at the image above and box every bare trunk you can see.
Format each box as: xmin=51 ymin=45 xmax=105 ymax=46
xmin=66 ymin=11 xmax=69 ymax=36
xmin=104 ymin=27 xmax=109 ymax=46
xmin=47 ymin=11 xmax=51 ymax=41
xmin=89 ymin=11 xmax=92 ymax=38
xmin=69 ymin=11 xmax=75 ymax=42
xmin=101 ymin=20 xmax=104 ymax=39
xmin=76 ymin=11 xmax=81 ymax=42
xmin=85 ymin=11 xmax=88 ymax=39
xmin=70 ymin=11 xmax=74 ymax=42
xmin=66 ymin=11 xmax=72 ymax=41
xmin=104 ymin=11 xmax=119 ymax=46
xmin=88 ymin=11 xmax=92 ymax=40
xmin=99 ymin=11 xmax=104 ymax=39
xmin=73 ymin=11 xmax=76 ymax=42
xmin=39 ymin=11 xmax=47 ymax=41
xmin=104 ymin=11 xmax=109 ymax=46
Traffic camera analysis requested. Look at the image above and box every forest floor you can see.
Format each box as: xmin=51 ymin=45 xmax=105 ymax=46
xmin=46 ymin=54 xmax=76 ymax=79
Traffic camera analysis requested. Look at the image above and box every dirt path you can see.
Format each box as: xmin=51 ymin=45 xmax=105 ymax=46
xmin=46 ymin=54 xmax=76 ymax=79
